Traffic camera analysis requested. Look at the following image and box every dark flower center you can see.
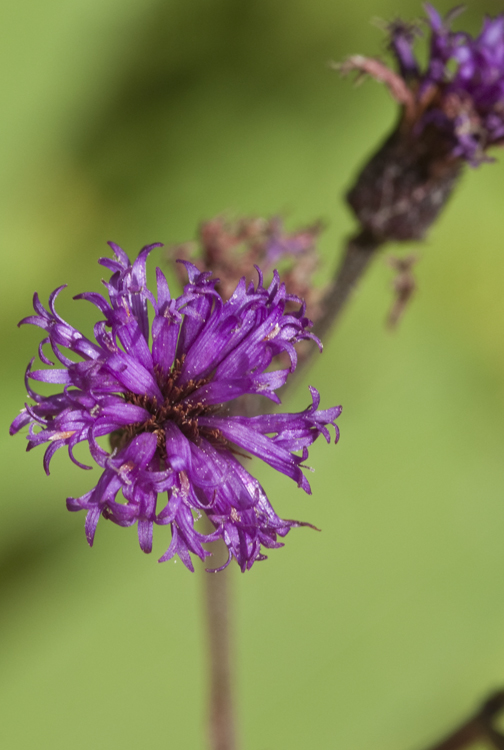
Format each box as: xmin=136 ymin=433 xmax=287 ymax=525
xmin=109 ymin=355 xmax=227 ymax=458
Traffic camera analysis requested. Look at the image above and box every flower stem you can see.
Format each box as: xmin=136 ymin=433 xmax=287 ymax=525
xmin=421 ymin=691 xmax=504 ymax=750
xmin=313 ymin=227 xmax=383 ymax=342
xmin=202 ymin=539 xmax=238 ymax=750
xmin=273 ymin=227 xmax=383 ymax=399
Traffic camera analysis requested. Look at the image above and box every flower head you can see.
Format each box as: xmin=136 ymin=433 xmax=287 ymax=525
xmin=11 ymin=243 xmax=341 ymax=572
xmin=341 ymin=5 xmax=504 ymax=241
xmin=170 ymin=214 xmax=325 ymax=321
xmin=388 ymin=4 xmax=504 ymax=164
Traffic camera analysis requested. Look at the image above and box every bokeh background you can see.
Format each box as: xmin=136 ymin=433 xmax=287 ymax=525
xmin=2 ymin=0 xmax=504 ymax=748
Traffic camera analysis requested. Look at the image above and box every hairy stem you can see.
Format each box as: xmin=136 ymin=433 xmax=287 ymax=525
xmin=202 ymin=533 xmax=238 ymax=750
xmin=422 ymin=691 xmax=504 ymax=750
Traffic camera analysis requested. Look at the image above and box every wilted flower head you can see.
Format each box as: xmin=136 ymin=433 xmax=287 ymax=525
xmin=170 ymin=214 xmax=325 ymax=322
xmin=10 ymin=243 xmax=341 ymax=572
xmin=341 ymin=5 xmax=504 ymax=241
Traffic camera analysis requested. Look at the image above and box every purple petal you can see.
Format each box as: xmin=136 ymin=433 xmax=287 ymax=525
xmin=164 ymin=422 xmax=193 ymax=474
xmin=200 ymin=416 xmax=312 ymax=493
xmin=105 ymin=352 xmax=163 ymax=401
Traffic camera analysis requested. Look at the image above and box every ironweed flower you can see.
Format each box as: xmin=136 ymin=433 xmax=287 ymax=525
xmin=10 ymin=243 xmax=341 ymax=572
xmin=341 ymin=5 xmax=504 ymax=241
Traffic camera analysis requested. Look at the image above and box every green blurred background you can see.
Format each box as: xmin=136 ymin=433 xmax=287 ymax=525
xmin=2 ymin=0 xmax=504 ymax=748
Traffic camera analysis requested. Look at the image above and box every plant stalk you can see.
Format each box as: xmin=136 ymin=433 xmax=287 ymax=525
xmin=422 ymin=691 xmax=504 ymax=750
xmin=313 ymin=227 xmax=383 ymax=342
xmin=202 ymin=533 xmax=238 ymax=750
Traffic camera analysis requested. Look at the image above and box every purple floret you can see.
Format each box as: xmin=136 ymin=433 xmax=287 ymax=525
xmin=11 ymin=242 xmax=341 ymax=572
xmin=388 ymin=4 xmax=504 ymax=164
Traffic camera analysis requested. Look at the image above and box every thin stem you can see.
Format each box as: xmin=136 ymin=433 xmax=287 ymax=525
xmin=202 ymin=531 xmax=238 ymax=750
xmin=422 ymin=691 xmax=504 ymax=750
xmin=278 ymin=227 xmax=383 ymax=396
xmin=313 ymin=227 xmax=383 ymax=342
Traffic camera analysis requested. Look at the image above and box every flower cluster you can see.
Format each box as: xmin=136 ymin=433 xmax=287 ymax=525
xmin=10 ymin=243 xmax=341 ymax=572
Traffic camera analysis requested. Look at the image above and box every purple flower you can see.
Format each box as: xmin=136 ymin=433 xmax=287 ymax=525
xmin=342 ymin=5 xmax=504 ymax=166
xmin=10 ymin=243 xmax=341 ymax=572
xmin=390 ymin=4 xmax=504 ymax=164
xmin=341 ymin=5 xmax=504 ymax=241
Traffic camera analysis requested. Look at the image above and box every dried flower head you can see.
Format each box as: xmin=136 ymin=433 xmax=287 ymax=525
xmin=10 ymin=243 xmax=341 ymax=572
xmin=340 ymin=5 xmax=504 ymax=241
xmin=170 ymin=215 xmax=326 ymax=323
